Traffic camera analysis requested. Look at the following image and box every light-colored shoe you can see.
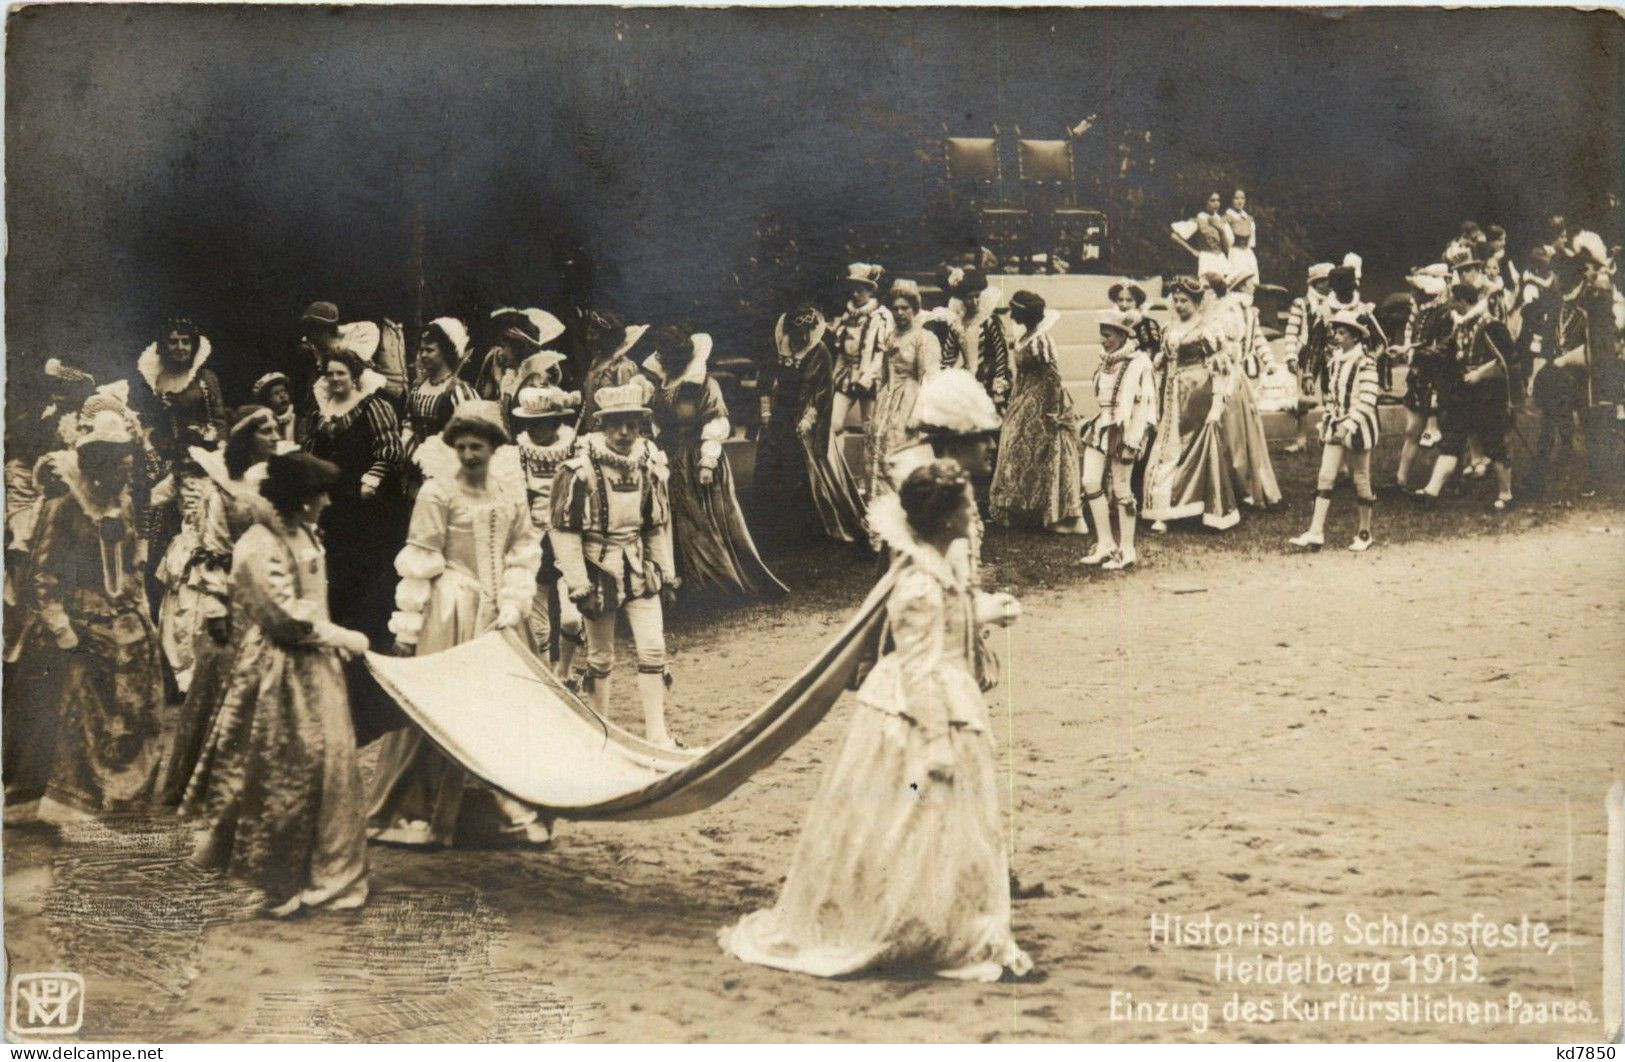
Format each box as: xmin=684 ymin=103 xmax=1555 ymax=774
xmin=1078 ymin=543 xmax=1115 ymax=565
xmin=1283 ymin=440 xmax=1307 ymax=454
xmin=1102 ymin=548 xmax=1137 ymax=571
xmin=1149 ymin=520 xmax=1168 ymax=534
xmin=1419 ymin=428 xmax=1441 ymax=448
xmin=1289 ymin=530 xmax=1325 ymax=551
xmin=1048 ymin=518 xmax=1089 ymax=535
xmin=1348 ymin=530 xmax=1374 ymax=552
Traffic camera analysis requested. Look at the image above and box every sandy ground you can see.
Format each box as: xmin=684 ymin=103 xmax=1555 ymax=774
xmin=4 ymin=511 xmax=1622 ymax=1043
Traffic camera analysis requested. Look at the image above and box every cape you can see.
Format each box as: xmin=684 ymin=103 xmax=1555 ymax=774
xmin=365 ymin=567 xmax=894 ymax=820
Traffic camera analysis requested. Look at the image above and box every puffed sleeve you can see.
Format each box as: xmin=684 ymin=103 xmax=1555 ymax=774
xmin=887 ymin=568 xmax=953 ymax=777
xmin=642 ymin=448 xmax=676 ymax=582
xmin=549 ymin=459 xmax=591 ymax=595
xmin=388 ymin=482 xmax=450 ymax=644
xmin=698 ymin=377 xmax=731 ymax=469
xmin=188 ymin=483 xmax=233 ymax=621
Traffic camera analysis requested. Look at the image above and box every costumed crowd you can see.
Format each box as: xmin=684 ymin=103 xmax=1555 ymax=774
xmin=3 ymin=199 xmax=1620 ymax=980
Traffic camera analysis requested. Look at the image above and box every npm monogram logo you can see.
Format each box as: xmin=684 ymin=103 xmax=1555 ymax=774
xmin=9 ymin=973 xmax=84 ymax=1035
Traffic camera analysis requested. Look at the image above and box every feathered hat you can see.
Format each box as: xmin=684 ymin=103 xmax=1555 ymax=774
xmin=910 ymin=368 xmax=1001 ymax=437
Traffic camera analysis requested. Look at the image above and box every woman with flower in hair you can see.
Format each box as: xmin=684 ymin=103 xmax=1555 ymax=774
xmin=752 ymin=304 xmax=867 ymax=546
xmin=159 ymin=405 xmax=282 ymax=805
xmin=367 ymin=401 xmax=552 ymax=848
xmin=865 ymin=282 xmax=943 ymax=500
xmin=645 ymin=325 xmax=786 ymax=598
xmin=988 ymin=290 xmax=1085 ymax=533
xmin=719 ymin=459 xmax=1031 ymax=982
xmin=1142 ymin=276 xmax=1244 ymax=531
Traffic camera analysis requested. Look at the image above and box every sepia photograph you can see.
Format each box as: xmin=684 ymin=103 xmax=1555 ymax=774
xmin=2 ymin=1 xmax=1622 ymax=1045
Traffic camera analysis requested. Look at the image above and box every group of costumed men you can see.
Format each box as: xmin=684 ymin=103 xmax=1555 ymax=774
xmin=3 ymin=208 xmax=1620 ymax=921
xmin=1279 ymin=213 xmax=1621 ymax=551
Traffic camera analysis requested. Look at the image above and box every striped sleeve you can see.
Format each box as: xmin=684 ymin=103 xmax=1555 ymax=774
xmin=1345 ymin=356 xmax=1382 ymax=448
xmin=360 ymin=394 xmax=404 ymax=489
xmin=1283 ymin=298 xmax=1306 ymax=352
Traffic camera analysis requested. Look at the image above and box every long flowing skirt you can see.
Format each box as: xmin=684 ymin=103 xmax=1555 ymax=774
xmin=157 ymin=618 xmax=241 ymax=806
xmin=186 ymin=629 xmax=367 ymax=912
xmin=865 ymin=378 xmax=923 ymax=498
xmin=752 ymin=420 xmax=867 ymax=545
xmin=719 ymin=703 xmax=1030 ymax=981
xmin=987 ymin=375 xmax=1082 ymax=529
xmin=27 ymin=608 xmax=166 ymax=817
xmin=1143 ymin=365 xmax=1243 ymax=530
xmin=366 ymin=573 xmax=546 ymax=846
xmin=669 ymin=442 xmax=788 ymax=598
xmin=1221 ymin=376 xmax=1283 ymax=508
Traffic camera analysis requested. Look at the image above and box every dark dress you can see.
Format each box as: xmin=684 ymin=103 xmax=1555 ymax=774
xmin=649 ymin=370 xmax=787 ymax=598
xmin=752 ymin=329 xmax=867 ymax=546
xmin=298 ymin=386 xmax=407 ymax=649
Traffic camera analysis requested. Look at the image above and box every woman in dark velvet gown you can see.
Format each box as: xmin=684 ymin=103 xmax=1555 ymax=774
xmin=752 ymin=306 xmax=867 ymax=547
xmin=297 ymin=349 xmax=407 ymax=653
xmin=643 ymin=326 xmax=788 ymax=599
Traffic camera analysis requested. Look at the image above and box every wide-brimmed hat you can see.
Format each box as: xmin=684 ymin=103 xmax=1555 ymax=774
xmin=911 ymin=368 xmax=1002 ymax=437
xmin=261 ymin=452 xmax=341 ymax=506
xmin=441 ymin=399 xmax=511 ymax=446
xmin=1408 ymin=263 xmax=1450 ymax=298
xmin=518 ymin=350 xmax=568 ymax=382
xmin=1107 ymin=281 xmax=1148 ymax=306
xmin=76 ymin=410 xmax=134 ymax=448
xmin=1098 ymin=310 xmax=1136 ymax=337
xmin=300 ymin=301 xmax=341 ymax=328
xmin=513 ymin=386 xmax=581 ymax=421
xmin=424 ymin=316 xmax=471 ymax=361
xmin=1306 ymin=262 xmax=1335 ymax=283
xmin=252 ymin=372 xmax=291 ymax=400
xmin=1329 ymin=310 xmax=1368 ymax=339
xmin=606 ymin=323 xmax=652 ymax=362
xmin=490 ymin=307 xmax=566 ymax=353
xmin=592 ymin=382 xmax=653 ymax=424
xmin=843 ymin=263 xmax=884 ymax=291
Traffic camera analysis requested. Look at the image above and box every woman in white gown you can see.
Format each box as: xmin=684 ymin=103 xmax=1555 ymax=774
xmin=719 ymin=459 xmax=1032 ymax=982
xmin=366 ymin=401 xmax=552 ymax=848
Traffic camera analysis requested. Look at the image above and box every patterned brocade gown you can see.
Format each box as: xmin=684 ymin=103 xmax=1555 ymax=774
xmin=987 ymin=316 xmax=1083 ymax=529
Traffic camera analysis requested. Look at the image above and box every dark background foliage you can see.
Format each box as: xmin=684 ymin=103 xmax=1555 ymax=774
xmin=6 ymin=5 xmax=1621 ymax=400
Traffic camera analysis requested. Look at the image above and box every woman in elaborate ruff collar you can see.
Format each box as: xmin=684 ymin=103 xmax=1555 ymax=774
xmin=184 ymin=453 xmax=371 ymax=917
xmin=751 ymin=305 xmax=867 ymax=546
xmin=719 ymin=460 xmax=1032 ymax=983
xmin=644 ymin=326 xmax=787 ymax=598
xmin=366 ymin=402 xmax=553 ymax=848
